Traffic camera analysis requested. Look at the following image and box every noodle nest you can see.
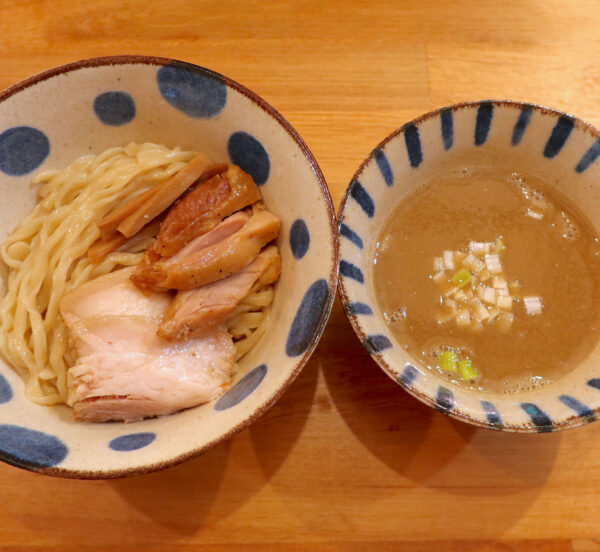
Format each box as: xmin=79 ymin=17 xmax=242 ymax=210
xmin=0 ymin=143 xmax=272 ymax=406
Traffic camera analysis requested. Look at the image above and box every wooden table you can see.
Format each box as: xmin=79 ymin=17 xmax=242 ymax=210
xmin=1 ymin=1 xmax=600 ymax=549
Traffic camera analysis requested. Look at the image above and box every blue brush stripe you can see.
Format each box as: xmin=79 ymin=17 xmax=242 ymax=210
xmin=474 ymin=102 xmax=494 ymax=146
xmin=399 ymin=364 xmax=418 ymax=386
xmin=339 ymin=223 xmax=363 ymax=249
xmin=374 ymin=148 xmax=394 ymax=186
xmin=481 ymin=400 xmax=502 ymax=426
xmin=435 ymin=386 xmax=454 ymax=411
xmin=575 ymin=138 xmax=600 ymax=173
xmin=544 ymin=116 xmax=575 ymax=158
xmin=349 ymin=180 xmax=375 ymax=218
xmin=340 ymin=260 xmax=364 ymax=283
xmin=521 ymin=403 xmax=553 ymax=432
xmin=403 ymin=124 xmax=423 ymax=168
xmin=364 ymin=334 xmax=392 ymax=354
xmin=588 ymin=378 xmax=600 ymax=390
xmin=511 ymin=104 xmax=533 ymax=146
xmin=559 ymin=395 xmax=595 ymax=420
xmin=347 ymin=302 xmax=373 ymax=315
xmin=440 ymin=108 xmax=454 ymax=150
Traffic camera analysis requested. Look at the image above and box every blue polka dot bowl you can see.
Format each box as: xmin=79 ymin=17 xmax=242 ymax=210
xmin=338 ymin=100 xmax=600 ymax=433
xmin=0 ymin=56 xmax=337 ymax=477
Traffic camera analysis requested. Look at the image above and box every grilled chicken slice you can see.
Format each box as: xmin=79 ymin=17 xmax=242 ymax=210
xmin=132 ymin=207 xmax=280 ymax=291
xmin=60 ymin=268 xmax=235 ymax=422
xmin=153 ymin=165 xmax=261 ymax=257
xmin=131 ymin=211 xmax=250 ymax=293
xmin=158 ymin=246 xmax=281 ymax=340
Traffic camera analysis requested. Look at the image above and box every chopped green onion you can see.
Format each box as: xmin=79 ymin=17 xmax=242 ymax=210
xmin=443 ymin=251 xmax=455 ymax=270
xmin=524 ymin=296 xmax=543 ymax=315
xmin=458 ymin=359 xmax=479 ymax=381
xmin=469 ymin=241 xmax=491 ymax=256
xmin=497 ymin=295 xmax=513 ymax=311
xmin=492 ymin=276 xmax=507 ymax=289
xmin=484 ymin=253 xmax=502 ymax=274
xmin=455 ymin=306 xmax=471 ymax=328
xmin=451 ymin=268 xmax=471 ymax=289
xmin=439 ymin=351 xmax=458 ymax=373
xmin=495 ymin=236 xmax=505 ymax=254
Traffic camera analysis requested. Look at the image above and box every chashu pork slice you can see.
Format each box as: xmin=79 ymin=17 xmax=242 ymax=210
xmin=158 ymin=245 xmax=282 ymax=340
xmin=132 ymin=206 xmax=280 ymax=292
xmin=60 ymin=266 xmax=170 ymax=326
xmin=68 ymin=317 xmax=234 ymax=422
xmin=60 ymin=268 xmax=235 ymax=422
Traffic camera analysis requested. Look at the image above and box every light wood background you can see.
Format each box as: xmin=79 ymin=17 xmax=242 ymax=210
xmin=1 ymin=1 xmax=600 ymax=550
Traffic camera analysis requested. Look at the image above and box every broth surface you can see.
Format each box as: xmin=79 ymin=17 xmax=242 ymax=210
xmin=373 ymin=167 xmax=600 ymax=393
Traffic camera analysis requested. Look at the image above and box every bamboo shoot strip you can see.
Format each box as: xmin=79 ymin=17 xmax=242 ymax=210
xmin=118 ymin=155 xmax=226 ymax=238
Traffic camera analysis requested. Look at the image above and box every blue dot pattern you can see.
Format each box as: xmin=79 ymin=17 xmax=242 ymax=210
xmin=289 ymin=219 xmax=310 ymax=259
xmin=511 ymin=104 xmax=532 ymax=146
xmin=400 ymin=364 xmax=418 ymax=386
xmin=374 ymin=148 xmax=394 ymax=186
xmin=521 ymin=403 xmax=553 ymax=432
xmin=403 ymin=123 xmax=423 ymax=168
xmin=364 ymin=334 xmax=392 ymax=354
xmin=346 ymin=302 xmax=373 ymax=315
xmin=475 ymin=102 xmax=493 ymax=146
xmin=440 ymin=108 xmax=454 ymax=150
xmin=339 ymin=260 xmax=364 ymax=283
xmin=435 ymin=387 xmax=454 ymax=411
xmin=0 ymin=425 xmax=67 ymax=469
xmin=0 ymin=126 xmax=49 ymax=176
xmin=559 ymin=395 xmax=595 ymax=421
xmin=544 ymin=116 xmax=574 ymax=158
xmin=339 ymin=223 xmax=363 ymax=249
xmin=93 ymin=91 xmax=136 ymax=126
xmin=215 ymin=364 xmax=268 ymax=411
xmin=576 ymin=138 xmax=600 ymax=173
xmin=588 ymin=378 xmax=600 ymax=390
xmin=0 ymin=374 xmax=12 ymax=404
xmin=481 ymin=400 xmax=502 ymax=426
xmin=109 ymin=432 xmax=156 ymax=452
xmin=228 ymin=131 xmax=270 ymax=185
xmin=286 ymin=279 xmax=330 ymax=357
xmin=349 ymin=180 xmax=375 ymax=218
xmin=157 ymin=63 xmax=227 ymax=118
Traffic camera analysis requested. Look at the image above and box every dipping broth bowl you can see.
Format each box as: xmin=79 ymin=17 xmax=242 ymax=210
xmin=338 ymin=100 xmax=600 ymax=432
xmin=0 ymin=56 xmax=338 ymax=477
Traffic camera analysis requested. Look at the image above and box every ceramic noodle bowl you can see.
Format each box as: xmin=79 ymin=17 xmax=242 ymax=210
xmin=338 ymin=100 xmax=600 ymax=432
xmin=0 ymin=56 xmax=337 ymax=477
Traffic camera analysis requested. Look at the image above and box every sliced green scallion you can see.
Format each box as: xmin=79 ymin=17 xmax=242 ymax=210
xmin=495 ymin=236 xmax=505 ymax=254
xmin=458 ymin=359 xmax=479 ymax=381
xmin=439 ymin=351 xmax=458 ymax=373
xmin=451 ymin=268 xmax=471 ymax=289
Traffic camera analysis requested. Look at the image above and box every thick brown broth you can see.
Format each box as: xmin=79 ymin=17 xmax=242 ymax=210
xmin=373 ymin=167 xmax=600 ymax=393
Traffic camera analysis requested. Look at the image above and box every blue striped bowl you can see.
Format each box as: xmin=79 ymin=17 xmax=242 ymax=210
xmin=338 ymin=100 xmax=600 ymax=433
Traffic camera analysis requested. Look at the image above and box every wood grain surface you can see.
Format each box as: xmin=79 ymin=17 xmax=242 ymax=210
xmin=1 ymin=1 xmax=600 ymax=550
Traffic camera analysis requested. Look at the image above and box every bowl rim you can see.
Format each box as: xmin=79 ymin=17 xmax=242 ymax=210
xmin=337 ymin=99 xmax=600 ymax=434
xmin=0 ymin=55 xmax=339 ymax=478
